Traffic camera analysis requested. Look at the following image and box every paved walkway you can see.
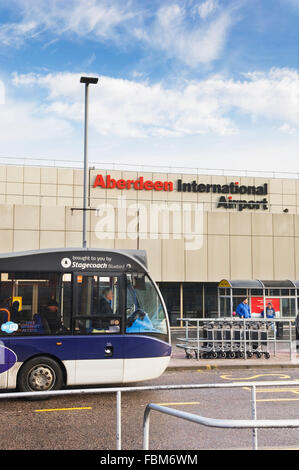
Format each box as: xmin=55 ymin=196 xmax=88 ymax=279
xmin=168 ymin=356 xmax=299 ymax=371
xmin=168 ymin=337 xmax=298 ymax=371
xmin=168 ymin=329 xmax=299 ymax=370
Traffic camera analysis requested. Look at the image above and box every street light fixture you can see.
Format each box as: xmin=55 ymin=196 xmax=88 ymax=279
xmin=80 ymin=76 xmax=99 ymax=248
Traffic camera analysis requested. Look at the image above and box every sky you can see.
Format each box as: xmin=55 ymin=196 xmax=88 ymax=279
xmin=0 ymin=0 xmax=298 ymax=173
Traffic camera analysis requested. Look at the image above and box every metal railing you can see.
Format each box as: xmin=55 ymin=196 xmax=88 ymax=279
xmin=0 ymin=156 xmax=298 ymax=180
xmin=143 ymin=396 xmax=299 ymax=450
xmin=177 ymin=318 xmax=296 ymax=361
xmin=1 ymin=380 xmax=299 ymax=450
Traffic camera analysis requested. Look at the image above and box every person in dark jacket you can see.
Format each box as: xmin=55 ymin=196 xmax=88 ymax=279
xmin=10 ymin=300 xmax=20 ymax=322
xmin=92 ymin=288 xmax=115 ymax=331
xmin=43 ymin=298 xmax=62 ymax=334
xmin=236 ymin=298 xmax=251 ymax=318
xmin=99 ymin=288 xmax=113 ymax=314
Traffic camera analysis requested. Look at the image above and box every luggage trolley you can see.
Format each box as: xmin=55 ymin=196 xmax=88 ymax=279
xmin=228 ymin=320 xmax=245 ymax=359
xmin=177 ymin=318 xmax=271 ymax=360
xmin=198 ymin=321 xmax=218 ymax=359
xmin=247 ymin=320 xmax=271 ymax=359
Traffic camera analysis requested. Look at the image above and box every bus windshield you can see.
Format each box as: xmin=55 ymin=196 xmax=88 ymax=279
xmin=126 ymin=273 xmax=167 ymax=335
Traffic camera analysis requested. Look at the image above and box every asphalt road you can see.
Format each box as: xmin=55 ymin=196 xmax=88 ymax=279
xmin=1 ymin=368 xmax=299 ymax=450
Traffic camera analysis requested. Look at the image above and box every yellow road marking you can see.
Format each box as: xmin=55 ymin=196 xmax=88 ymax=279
xmin=257 ymin=398 xmax=299 ymax=403
xmin=156 ymin=402 xmax=200 ymax=406
xmin=220 ymin=373 xmax=291 ymax=381
xmin=244 ymin=387 xmax=299 ymax=394
xmin=34 ymin=407 xmax=92 ymax=413
xmin=241 ymin=384 xmax=299 ymax=402
xmin=243 ymin=387 xmax=299 ymax=399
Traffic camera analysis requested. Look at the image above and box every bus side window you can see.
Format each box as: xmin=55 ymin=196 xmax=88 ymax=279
xmin=74 ymin=275 xmax=122 ymax=334
xmin=0 ymin=272 xmax=71 ymax=336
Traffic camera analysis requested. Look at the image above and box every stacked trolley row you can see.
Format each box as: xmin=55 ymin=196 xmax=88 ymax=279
xmin=176 ymin=319 xmax=272 ymax=360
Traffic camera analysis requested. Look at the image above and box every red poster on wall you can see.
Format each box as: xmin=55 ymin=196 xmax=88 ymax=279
xmin=251 ymin=297 xmax=280 ymax=317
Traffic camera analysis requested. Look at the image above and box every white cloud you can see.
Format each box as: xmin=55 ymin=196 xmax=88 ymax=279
xmin=279 ymin=123 xmax=297 ymax=136
xmin=0 ymin=21 xmax=39 ymax=47
xmin=146 ymin=2 xmax=234 ymax=66
xmin=0 ymin=0 xmax=237 ymax=66
xmin=131 ymin=70 xmax=147 ymax=79
xmin=0 ymin=98 xmax=72 ymax=142
xmin=0 ymin=69 xmax=298 ymax=172
xmin=0 ymin=0 xmax=139 ymax=46
xmin=236 ymin=69 xmax=299 ymax=123
xmin=11 ymin=68 xmax=299 ymax=140
xmin=82 ymin=53 xmax=97 ymax=69
xmin=197 ymin=0 xmax=219 ymax=20
xmin=11 ymin=72 xmax=235 ymax=137
xmin=0 ymin=80 xmax=4 ymax=104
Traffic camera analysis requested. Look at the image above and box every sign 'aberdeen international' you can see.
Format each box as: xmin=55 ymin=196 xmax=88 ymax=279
xmin=93 ymin=174 xmax=269 ymax=212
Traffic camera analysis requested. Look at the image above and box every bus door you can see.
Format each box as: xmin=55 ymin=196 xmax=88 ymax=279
xmin=73 ymin=273 xmax=125 ymax=385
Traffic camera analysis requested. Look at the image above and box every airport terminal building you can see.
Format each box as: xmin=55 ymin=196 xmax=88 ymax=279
xmin=0 ymin=162 xmax=298 ymax=326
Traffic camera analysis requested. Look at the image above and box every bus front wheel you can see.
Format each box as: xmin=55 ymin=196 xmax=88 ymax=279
xmin=17 ymin=356 xmax=64 ymax=395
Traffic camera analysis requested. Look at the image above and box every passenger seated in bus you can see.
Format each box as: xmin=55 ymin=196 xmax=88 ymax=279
xmin=99 ymin=288 xmax=114 ymax=315
xmin=31 ymin=313 xmax=47 ymax=334
xmin=10 ymin=300 xmax=20 ymax=322
xmin=42 ymin=298 xmax=65 ymax=334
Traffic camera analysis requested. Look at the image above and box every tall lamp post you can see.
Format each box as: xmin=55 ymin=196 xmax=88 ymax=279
xmin=80 ymin=76 xmax=98 ymax=248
